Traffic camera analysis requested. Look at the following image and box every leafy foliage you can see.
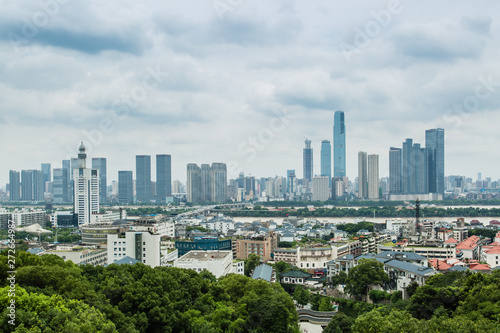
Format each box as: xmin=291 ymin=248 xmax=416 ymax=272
xmin=345 ymin=259 xmax=389 ymax=299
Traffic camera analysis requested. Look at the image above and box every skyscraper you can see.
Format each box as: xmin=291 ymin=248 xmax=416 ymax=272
xmin=156 ymin=154 xmax=172 ymax=203
xmin=303 ymin=139 xmax=313 ymax=182
xmin=426 ymin=128 xmax=445 ymax=196
xmin=9 ymin=170 xmax=20 ymax=201
xmin=312 ymin=176 xmax=330 ymax=201
xmin=186 ymin=164 xmax=201 ymax=203
xmin=41 ymin=163 xmax=51 ymax=190
xmin=402 ymin=139 xmax=428 ymax=194
xmin=73 ymin=143 xmax=99 ymax=226
xmin=287 ymin=169 xmax=296 ymax=194
xmin=201 ymin=164 xmax=212 ymax=202
xmin=53 ymin=168 xmax=69 ymax=203
xmin=21 ymin=170 xmax=44 ymax=201
xmin=136 ymin=155 xmax=152 ymax=203
xmin=389 ymin=147 xmax=402 ymax=194
xmin=62 ymin=160 xmax=72 ymax=202
xmin=333 ymin=111 xmax=346 ymax=178
xmin=211 ymin=163 xmax=227 ymax=203
xmin=118 ymin=171 xmax=134 ymax=204
xmin=92 ymin=158 xmax=107 ymax=204
xmin=357 ymin=151 xmax=367 ymax=199
xmin=368 ymin=154 xmax=379 ymax=200
xmin=321 ymin=140 xmax=332 ymax=185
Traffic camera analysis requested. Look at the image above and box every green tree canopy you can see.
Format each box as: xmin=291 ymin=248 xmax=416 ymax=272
xmin=345 ymin=259 xmax=389 ymax=299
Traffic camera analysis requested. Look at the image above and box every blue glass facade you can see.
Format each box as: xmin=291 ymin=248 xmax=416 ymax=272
xmin=333 ymin=111 xmax=346 ymax=178
xmin=136 ymin=155 xmax=151 ymax=203
xmin=156 ymin=154 xmax=172 ymax=203
xmin=425 ymin=128 xmax=445 ymax=196
xmin=320 ymin=140 xmax=332 ymax=184
xmin=175 ymin=237 xmax=232 ymax=257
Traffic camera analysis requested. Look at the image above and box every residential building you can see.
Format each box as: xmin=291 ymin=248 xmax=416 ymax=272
xmin=21 ymin=169 xmax=44 ymax=201
xmin=52 ymin=168 xmax=69 ymax=203
xmin=107 ymin=231 xmax=161 ymax=267
xmin=9 ymin=170 xmax=20 ymax=201
xmin=368 ymin=154 xmax=379 ymax=200
xmin=173 ymin=250 xmax=235 ymax=278
xmin=333 ymin=110 xmax=346 ymax=178
xmin=8 ymin=209 xmax=46 ymax=228
xmin=280 ymin=270 xmax=312 ymax=285
xmin=296 ymin=246 xmax=338 ymax=273
xmin=456 ymin=235 xmax=481 ymax=260
xmin=384 ymin=260 xmax=436 ymax=299
xmin=312 ymin=176 xmax=330 ymax=201
xmin=358 ymin=152 xmax=367 ymax=199
xmin=236 ymin=233 xmax=278 ymax=262
xmin=211 ymin=163 xmax=227 ymax=203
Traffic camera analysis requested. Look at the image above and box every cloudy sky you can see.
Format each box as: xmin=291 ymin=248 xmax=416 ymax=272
xmin=1 ymin=0 xmax=499 ymax=187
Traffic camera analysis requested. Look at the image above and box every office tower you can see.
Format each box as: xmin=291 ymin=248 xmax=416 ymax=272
xmin=52 ymin=168 xmax=69 ymax=203
xmin=136 ymin=155 xmax=151 ymax=203
xmin=118 ymin=171 xmax=134 ymax=204
xmin=9 ymin=171 xmax=20 ymax=201
xmin=201 ymin=164 xmax=212 ymax=202
xmin=41 ymin=163 xmax=51 ymax=190
xmin=70 ymin=158 xmax=79 ymax=180
xmin=401 ymin=139 xmax=413 ymax=194
xmin=389 ymin=147 xmax=402 ymax=194
xmin=312 ymin=176 xmax=330 ymax=201
xmin=426 ymin=128 xmax=445 ymax=196
xmin=303 ymin=139 xmax=313 ymax=182
xmin=414 ymin=143 xmax=428 ymax=194
xmin=21 ymin=170 xmax=44 ymax=201
xmin=173 ymin=180 xmax=182 ymax=193
xmin=357 ymin=152 xmax=368 ymax=199
xmin=321 ymin=140 xmax=332 ymax=184
xmin=62 ymin=160 xmax=72 ymax=202
xmin=92 ymin=158 xmax=107 ymax=204
xmin=243 ymin=176 xmax=256 ymax=199
xmin=186 ymin=164 xmax=201 ymax=203
xmin=478 ymin=172 xmax=482 ymax=182
xmin=368 ymin=154 xmax=379 ymax=200
xmin=70 ymin=157 xmax=79 ymax=202
xmin=402 ymin=139 xmax=429 ymax=194
xmin=211 ymin=163 xmax=227 ymax=203
xmin=73 ymin=143 xmax=99 ymax=225
xmin=156 ymin=154 xmax=172 ymax=203
xmin=333 ymin=110 xmax=346 ymax=178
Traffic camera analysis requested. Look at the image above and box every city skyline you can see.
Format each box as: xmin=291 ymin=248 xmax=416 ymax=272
xmin=1 ymin=2 xmax=500 ymax=187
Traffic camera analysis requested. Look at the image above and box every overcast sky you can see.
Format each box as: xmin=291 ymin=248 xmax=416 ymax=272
xmin=1 ymin=0 xmax=499 ymax=187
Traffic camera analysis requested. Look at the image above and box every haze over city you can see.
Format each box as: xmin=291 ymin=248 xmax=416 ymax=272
xmin=1 ymin=0 xmax=499 ymax=186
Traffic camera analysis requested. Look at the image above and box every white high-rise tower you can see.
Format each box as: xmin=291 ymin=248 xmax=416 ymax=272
xmin=73 ymin=142 xmax=99 ymax=226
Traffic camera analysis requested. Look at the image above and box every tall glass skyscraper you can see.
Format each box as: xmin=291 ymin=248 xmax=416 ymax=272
xmin=303 ymin=140 xmax=313 ymax=181
xmin=156 ymin=154 xmax=172 ymax=203
xmin=389 ymin=147 xmax=402 ymax=194
xmin=320 ymin=140 xmax=332 ymax=185
xmin=333 ymin=111 xmax=346 ymax=178
xmin=426 ymin=128 xmax=445 ymax=196
xmin=92 ymin=158 xmax=107 ymax=203
xmin=9 ymin=170 xmax=20 ymax=201
xmin=136 ymin=155 xmax=152 ymax=203
xmin=41 ymin=163 xmax=51 ymax=185
xmin=53 ymin=168 xmax=69 ymax=203
xmin=118 ymin=171 xmax=134 ymax=204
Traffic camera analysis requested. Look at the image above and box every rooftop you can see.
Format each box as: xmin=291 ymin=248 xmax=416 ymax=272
xmin=252 ymin=264 xmax=273 ymax=282
xmin=384 ymin=259 xmax=435 ymax=276
xmin=178 ymin=250 xmax=232 ymax=261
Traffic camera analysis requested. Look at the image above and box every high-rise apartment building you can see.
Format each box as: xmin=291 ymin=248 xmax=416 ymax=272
xmin=73 ymin=143 xmax=99 ymax=226
xmin=321 ymin=140 xmax=332 ymax=184
xmin=211 ymin=163 xmax=227 ymax=203
xmin=92 ymin=158 xmax=107 ymax=204
xmin=156 ymin=154 xmax=172 ymax=203
xmin=333 ymin=111 xmax=346 ymax=178
xmin=187 ymin=164 xmax=201 ymax=203
xmin=118 ymin=171 xmax=134 ymax=204
xmin=287 ymin=169 xmax=296 ymax=194
xmin=312 ymin=176 xmax=330 ymax=201
xmin=9 ymin=171 xmax=20 ymax=201
xmin=368 ymin=154 xmax=379 ymax=200
xmin=201 ymin=164 xmax=212 ymax=202
xmin=389 ymin=147 xmax=402 ymax=194
xmin=136 ymin=155 xmax=151 ymax=203
xmin=62 ymin=160 xmax=72 ymax=202
xmin=303 ymin=140 xmax=313 ymax=182
xmin=41 ymin=163 xmax=51 ymax=192
xmin=21 ymin=170 xmax=44 ymax=201
xmin=426 ymin=128 xmax=445 ymax=196
xmin=402 ymin=139 xmax=428 ymax=194
xmin=358 ymin=152 xmax=368 ymax=199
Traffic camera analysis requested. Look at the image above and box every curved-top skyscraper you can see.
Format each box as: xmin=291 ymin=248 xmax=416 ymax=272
xmin=333 ymin=110 xmax=346 ymax=178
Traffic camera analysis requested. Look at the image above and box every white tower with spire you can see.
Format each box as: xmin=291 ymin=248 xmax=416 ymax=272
xmin=73 ymin=142 xmax=99 ymax=226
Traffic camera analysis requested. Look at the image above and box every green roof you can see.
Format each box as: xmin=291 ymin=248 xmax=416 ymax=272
xmin=281 ymin=270 xmax=312 ymax=278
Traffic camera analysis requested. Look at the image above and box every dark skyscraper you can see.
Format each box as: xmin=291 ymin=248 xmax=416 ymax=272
xmin=389 ymin=147 xmax=402 ymax=194
xmin=426 ymin=128 xmax=445 ymax=196
xmin=156 ymin=154 xmax=172 ymax=203
xmin=41 ymin=163 xmax=51 ymax=185
xmin=402 ymin=139 xmax=428 ymax=194
xmin=118 ymin=171 xmax=134 ymax=204
xmin=333 ymin=111 xmax=346 ymax=178
xmin=53 ymin=168 xmax=69 ymax=203
xmin=303 ymin=139 xmax=313 ymax=182
xmin=321 ymin=140 xmax=332 ymax=184
xmin=9 ymin=170 xmax=20 ymax=201
xmin=136 ymin=155 xmax=152 ymax=203
xmin=92 ymin=158 xmax=107 ymax=203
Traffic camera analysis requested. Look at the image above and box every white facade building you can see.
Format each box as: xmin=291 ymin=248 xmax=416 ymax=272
xmin=47 ymin=245 xmax=107 ymax=266
xmin=73 ymin=143 xmax=99 ymax=226
xmin=107 ymin=231 xmax=161 ymax=268
xmin=312 ymin=176 xmax=330 ymax=201
xmin=11 ymin=209 xmax=46 ymax=228
xmin=173 ymin=250 xmax=234 ymax=278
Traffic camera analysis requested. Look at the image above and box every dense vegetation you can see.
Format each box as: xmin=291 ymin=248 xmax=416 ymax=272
xmin=218 ymin=205 xmax=500 ymax=218
xmin=322 ymin=270 xmax=500 ymax=332
xmin=0 ymin=251 xmax=299 ymax=333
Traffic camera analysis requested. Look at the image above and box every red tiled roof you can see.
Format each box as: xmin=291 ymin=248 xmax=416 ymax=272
xmin=445 ymin=237 xmax=458 ymax=244
xmin=429 ymin=258 xmax=453 ymax=270
xmin=456 ymin=236 xmax=480 ymax=250
xmin=484 ymin=247 xmax=500 ymax=254
xmin=469 ymin=263 xmax=490 ymax=271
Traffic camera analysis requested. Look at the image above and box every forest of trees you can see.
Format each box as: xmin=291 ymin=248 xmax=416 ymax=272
xmin=0 ymin=251 xmax=299 ymax=333
xmin=218 ymin=205 xmax=500 ymax=218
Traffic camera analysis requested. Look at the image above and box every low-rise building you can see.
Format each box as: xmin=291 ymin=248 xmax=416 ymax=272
xmin=280 ymin=270 xmax=312 ymax=285
xmin=236 ymin=233 xmax=278 ymax=262
xmin=46 ymin=244 xmax=107 ymax=266
xmin=176 ymin=237 xmax=232 ymax=257
xmin=173 ymin=250 xmax=234 ymax=278
xmin=107 ymin=231 xmax=161 ymax=267
xmin=384 ymin=260 xmax=436 ymax=299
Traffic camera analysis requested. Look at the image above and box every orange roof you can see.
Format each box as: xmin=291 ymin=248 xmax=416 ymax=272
xmin=429 ymin=258 xmax=453 ymax=270
xmin=456 ymin=236 xmax=480 ymax=250
xmin=445 ymin=237 xmax=458 ymax=244
xmin=484 ymin=247 xmax=500 ymax=254
xmin=469 ymin=263 xmax=490 ymax=271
